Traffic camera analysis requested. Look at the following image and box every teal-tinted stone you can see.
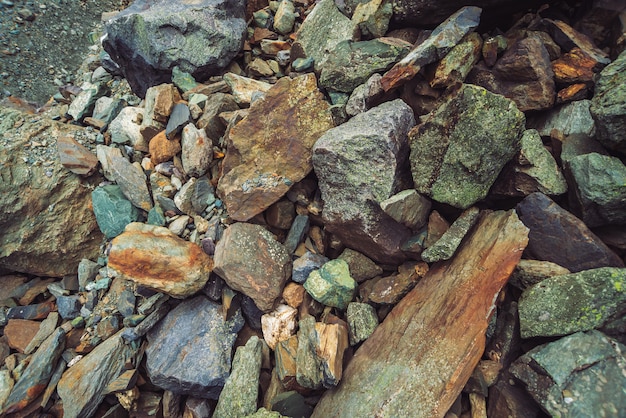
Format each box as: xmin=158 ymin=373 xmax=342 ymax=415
xmin=292 ymin=57 xmax=314 ymax=72
xmin=303 ymin=259 xmax=356 ymax=309
xmin=147 ymin=204 xmax=166 ymax=226
xmin=172 ymin=66 xmax=199 ymax=93
xmin=91 ymin=185 xmax=141 ymax=238
xmin=346 ymin=302 xmax=378 ymax=345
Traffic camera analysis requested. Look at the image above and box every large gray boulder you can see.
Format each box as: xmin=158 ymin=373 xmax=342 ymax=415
xmin=0 ymin=107 xmax=104 ymax=277
xmin=312 ymin=99 xmax=415 ymax=264
xmin=103 ymin=0 xmax=246 ymax=98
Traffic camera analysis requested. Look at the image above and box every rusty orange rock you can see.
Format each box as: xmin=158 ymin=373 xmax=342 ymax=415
xmin=149 ymin=130 xmax=182 ymax=165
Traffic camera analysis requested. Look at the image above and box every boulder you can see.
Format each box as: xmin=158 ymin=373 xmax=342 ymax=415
xmin=0 ymin=108 xmax=104 ymax=277
xmin=313 ymin=99 xmax=415 ymax=264
xmin=103 ymin=0 xmax=247 ymax=98
xmin=409 ymin=83 xmax=525 ymax=208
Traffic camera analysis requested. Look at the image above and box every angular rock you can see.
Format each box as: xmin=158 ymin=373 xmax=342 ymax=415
xmin=380 ymin=189 xmax=431 ymax=231
xmin=304 ymin=259 xmax=356 ymax=310
xmin=266 ymin=200 xmax=296 ymax=230
xmin=57 ymin=331 xmax=136 ymax=418
xmin=410 ymin=84 xmax=525 ymax=209
xmin=516 ymin=193 xmax=624 ymax=272
xmin=24 ymin=312 xmax=59 ymax=355
xmin=4 ymin=320 xmax=41 ymax=353
xmin=346 ymin=302 xmax=379 ymax=345
xmin=92 ymin=96 xmax=125 ymax=126
xmin=311 ymin=210 xmax=528 ymax=417
xmin=509 ymin=259 xmax=571 ymax=291
xmin=7 ymin=301 xmax=55 ymax=320
xmin=319 ymin=38 xmax=411 ymax=93
xmin=56 ymin=295 xmax=82 ymax=319
xmin=351 ymin=0 xmax=393 ymax=39
xmin=218 ymin=74 xmax=333 ymax=221
xmin=108 ymin=107 xmax=148 ymax=152
xmin=590 ymin=49 xmax=626 ymax=155
xmin=144 ymin=84 xmax=182 ymax=129
xmin=381 ymin=6 xmax=481 ymax=91
xmin=542 ymin=18 xmax=611 ymax=65
xmin=1 ymin=328 xmax=65 ymax=414
xmin=213 ymin=223 xmax=291 ymax=312
xmin=92 ymin=185 xmax=141 ymax=239
xmin=345 ymin=73 xmax=384 ymax=117
xmin=181 ymin=124 xmax=213 ymax=178
xmin=269 ymin=391 xmax=313 ymax=418
xmin=361 ymin=261 xmax=429 ymax=305
xmin=196 ymin=92 xmax=239 ymax=143
xmin=552 ymin=47 xmax=598 ymax=85
xmin=314 ymin=321 xmax=350 ymax=388
xmin=291 ymin=0 xmax=358 ymax=72
xmin=213 ymin=336 xmax=263 ymax=418
xmin=560 ymin=133 xmax=609 ymax=166
xmin=528 ymin=99 xmax=596 ymax=138
xmin=431 ymin=32 xmax=482 ymax=89
xmin=165 ymin=103 xmax=191 ymax=140
xmin=57 ymin=135 xmax=99 ymax=177
xmin=467 ymin=35 xmax=555 ymax=111
xmin=518 ymin=267 xmax=626 ymax=338
xmin=313 ymin=99 xmax=415 ymax=264
xmin=68 ymin=82 xmax=106 ymax=121
xmin=0 ymin=369 xmax=13 ymax=413
xmin=107 ymin=154 xmax=153 ymax=211
xmin=337 ymin=248 xmax=382 ymax=283
xmin=491 ymin=129 xmax=567 ymax=197
xmin=149 ymin=130 xmax=182 ymax=165
xmin=103 ymin=0 xmax=247 ymax=98
xmin=0 ymin=109 xmax=104 ymax=277
xmin=295 ymin=315 xmax=323 ymax=390
xmin=108 ymin=222 xmax=213 ymax=298
xmin=273 ymin=0 xmax=296 ymax=34
xmin=146 ymin=296 xmax=244 ymax=398
xmin=223 ymin=73 xmax=272 ymax=106
xmin=566 ymin=152 xmax=626 ymax=227
xmin=510 ymin=330 xmax=626 ymax=416
xmin=261 ymin=304 xmax=298 ymax=350
xmin=292 ymin=252 xmax=329 ymax=284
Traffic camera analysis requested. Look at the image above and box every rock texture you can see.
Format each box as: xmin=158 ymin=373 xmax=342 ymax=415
xmin=313 ymin=99 xmax=415 ymax=264
xmin=0 ymin=108 xmax=104 ymax=277
xmin=103 ymin=0 xmax=247 ymax=98
xmin=311 ymin=210 xmax=528 ymax=417
xmin=218 ymin=74 xmax=333 ymax=221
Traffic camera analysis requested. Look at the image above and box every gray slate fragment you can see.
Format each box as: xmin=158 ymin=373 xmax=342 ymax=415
xmin=68 ymin=82 xmax=106 ymax=121
xmin=518 ymin=267 xmax=626 ymax=338
xmin=24 ymin=312 xmax=60 ymax=355
xmin=121 ymin=301 xmax=170 ymax=342
xmin=213 ymin=336 xmax=263 ymax=418
xmin=284 ymin=215 xmax=309 ymax=254
xmin=292 ymin=252 xmax=329 ymax=284
xmin=421 ymin=207 xmax=480 ymax=263
xmin=410 ymin=83 xmax=525 ymax=208
xmin=166 ymin=103 xmax=191 ymax=140
xmin=108 ymin=155 xmax=153 ymax=211
xmin=56 ymin=295 xmax=82 ymax=319
xmin=146 ymin=296 xmax=244 ymax=398
xmin=380 ymin=189 xmax=431 ymax=231
xmin=510 ymin=330 xmax=626 ymax=417
xmin=295 ymin=316 xmax=324 ymax=389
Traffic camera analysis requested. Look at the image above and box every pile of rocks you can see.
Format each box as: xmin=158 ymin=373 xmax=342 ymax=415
xmin=1 ymin=0 xmax=626 ymax=417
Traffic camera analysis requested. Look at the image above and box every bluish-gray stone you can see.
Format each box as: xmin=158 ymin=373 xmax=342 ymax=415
xmin=146 ymin=296 xmax=244 ymax=398
xmin=292 ymin=252 xmax=329 ymax=284
xmin=56 ymin=295 xmax=82 ymax=320
xmin=91 ymin=185 xmax=141 ymax=239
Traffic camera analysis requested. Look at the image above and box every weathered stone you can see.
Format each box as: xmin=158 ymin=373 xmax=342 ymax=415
xmin=108 ymin=222 xmax=213 ymax=298
xmin=491 ymin=129 xmax=567 ymax=197
xmin=246 ymin=407 xmax=285 ymax=418
xmin=56 ymin=295 xmax=82 ymax=320
xmin=107 ymin=154 xmax=153 ymax=211
xmin=346 ymin=302 xmax=379 ymax=345
xmin=68 ymin=82 xmax=106 ymax=121
xmin=467 ymin=35 xmax=555 ymax=111
xmin=516 ymin=193 xmax=624 ymax=272
xmin=565 ymin=152 xmax=626 ymax=227
xmin=352 ymin=0 xmax=393 ymax=39
xmin=149 ymin=130 xmax=182 ymax=165
xmin=311 ymin=210 xmax=528 ymax=417
xmin=381 ymin=6 xmax=481 ymax=91
xmin=431 ymin=32 xmax=482 ymax=88
xmin=214 ymin=223 xmax=291 ymax=312
xmin=261 ymin=305 xmax=298 ymax=350
xmin=270 ymin=391 xmax=313 ymax=418
xmin=304 ymin=259 xmax=356 ymax=310
xmin=295 ymin=315 xmax=323 ymax=390
xmin=1 ymin=327 xmax=65 ymax=414
xmin=509 ymin=259 xmax=571 ymax=291
xmin=337 ymin=248 xmax=382 ymax=283
xmin=196 ymin=92 xmax=239 ymax=143
xmin=57 ymin=135 xmax=99 ymax=177
xmin=218 ymin=74 xmax=333 ymax=221
xmin=0 ymin=369 xmax=13 ymax=413
xmin=314 ymin=321 xmax=350 ymax=388
xmin=23 ymin=312 xmax=59 ymax=355
xmin=109 ymin=107 xmax=148 ymax=152
xmin=265 ymin=200 xmax=296 ymax=230
xmin=380 ymin=189 xmax=431 ymax=232
xmin=92 ymin=185 xmax=141 ymax=239
xmin=487 ymin=373 xmax=543 ymax=417
xmin=0 ymin=109 xmax=104 ymax=277
xmin=57 ymin=331 xmax=136 ymax=418
xmin=4 ymin=319 xmax=41 ymax=353
xmin=320 ymin=38 xmax=411 ymax=93
xmin=144 ymin=84 xmax=182 ymax=129
xmin=291 ymin=0 xmax=358 ymax=72
xmin=510 ymin=330 xmax=626 ymax=416
xmin=590 ymin=49 xmax=626 ymax=155
xmin=274 ymin=337 xmax=299 ymax=391
xmin=542 ymin=18 xmax=611 ymax=65
xmin=362 ymin=261 xmax=429 ymax=305
xmin=92 ymin=96 xmax=125 ymax=126
xmin=284 ymin=215 xmax=309 ymax=255
xmin=103 ymin=0 xmax=247 ymax=98
xmin=282 ymin=282 xmax=305 ymax=309
xmin=528 ymin=99 xmax=596 ymax=138
xmin=345 ymin=73 xmax=384 ymax=117
xmin=409 ymin=83 xmax=525 ymax=209
xmin=481 ymin=34 xmax=507 ymax=67
xmin=165 ymin=103 xmax=191 ymax=140
xmin=213 ymin=336 xmax=263 ymax=418
xmin=552 ymin=47 xmax=598 ymax=85
xmin=146 ymin=296 xmax=243 ymax=398
xmin=518 ymin=267 xmax=626 ymax=338
xmin=292 ymin=252 xmax=329 ymax=284
xmin=273 ymin=0 xmax=296 ymax=34
xmin=223 ymin=73 xmax=272 ymax=106
xmin=313 ymin=99 xmax=415 ymax=264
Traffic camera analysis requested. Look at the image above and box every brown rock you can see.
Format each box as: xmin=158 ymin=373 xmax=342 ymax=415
xmin=213 ymin=222 xmax=292 ymax=312
xmin=218 ymin=73 xmax=333 ymax=221
xmin=282 ymin=282 xmax=305 ymax=309
xmin=149 ymin=130 xmax=182 ymax=165
xmin=556 ymin=83 xmax=589 ymax=104
xmin=4 ymin=319 xmax=41 ymax=353
xmin=542 ymin=18 xmax=611 ymax=65
xmin=516 ymin=192 xmax=624 ymax=272
xmin=311 ymin=210 xmax=529 ymax=417
xmin=424 ymin=210 xmax=450 ymax=248
xmin=57 ymin=135 xmax=99 ymax=176
xmin=487 ymin=375 xmax=543 ymax=418
xmin=275 ymin=336 xmax=299 ymax=390
xmin=143 ymin=84 xmax=182 ymax=128
xmin=361 ymin=261 xmax=428 ymax=305
xmin=552 ymin=47 xmax=598 ymax=85
xmin=108 ymin=222 xmax=213 ymax=298
xmin=314 ymin=321 xmax=349 ymax=388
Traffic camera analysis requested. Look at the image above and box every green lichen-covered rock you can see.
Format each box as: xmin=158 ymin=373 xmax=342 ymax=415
xmin=92 ymin=185 xmax=141 ymax=239
xmin=244 ymin=408 xmax=285 ymax=418
xmin=303 ymin=259 xmax=356 ymax=310
xmin=590 ymin=49 xmax=626 ymax=155
xmin=409 ymin=83 xmax=525 ymax=209
xmin=421 ymin=206 xmax=480 ymax=263
xmin=347 ymin=302 xmax=379 ymax=345
xmin=213 ymin=336 xmax=263 ymax=418
xmin=565 ymin=152 xmax=626 ymax=227
xmin=319 ymin=38 xmax=411 ymax=93
xmin=518 ymin=267 xmax=626 ymax=338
